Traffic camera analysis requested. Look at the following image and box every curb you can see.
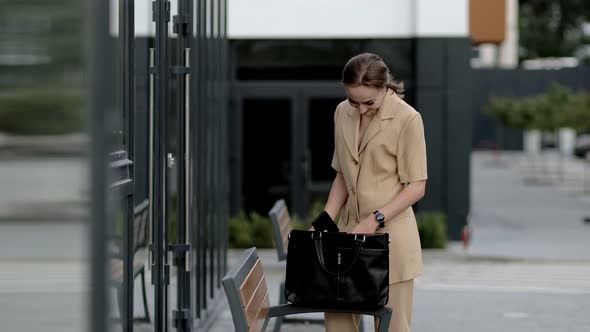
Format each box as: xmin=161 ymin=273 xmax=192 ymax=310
xmin=0 ymin=201 xmax=88 ymax=222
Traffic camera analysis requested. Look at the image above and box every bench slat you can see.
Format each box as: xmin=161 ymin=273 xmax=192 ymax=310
xmin=278 ymin=210 xmax=292 ymax=230
xmin=245 ymin=276 xmax=269 ymax=330
xmin=278 ymin=208 xmax=290 ymax=229
xmin=239 ymin=259 xmax=264 ymax=306
xmin=279 ymin=214 xmax=292 ymax=234
xmin=282 ymin=235 xmax=290 ymax=256
xmin=279 ymin=214 xmax=292 ymax=253
xmin=248 ymin=293 xmax=269 ymax=332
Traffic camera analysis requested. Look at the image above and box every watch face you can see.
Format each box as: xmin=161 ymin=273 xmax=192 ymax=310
xmin=375 ymin=212 xmax=385 ymax=222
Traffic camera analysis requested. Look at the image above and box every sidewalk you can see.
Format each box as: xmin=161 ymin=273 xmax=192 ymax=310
xmin=213 ymin=251 xmax=590 ymax=332
xmin=210 ymin=151 xmax=590 ymax=332
xmin=461 ymin=150 xmax=590 ymax=261
xmin=0 ymin=156 xmax=88 ymax=222
xmin=2 ymin=151 xmax=588 ymax=331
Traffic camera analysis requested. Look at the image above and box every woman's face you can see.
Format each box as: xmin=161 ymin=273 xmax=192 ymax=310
xmin=344 ymin=84 xmax=387 ymax=116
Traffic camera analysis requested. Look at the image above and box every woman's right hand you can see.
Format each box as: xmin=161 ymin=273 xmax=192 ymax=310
xmin=308 ymin=226 xmax=315 ymax=231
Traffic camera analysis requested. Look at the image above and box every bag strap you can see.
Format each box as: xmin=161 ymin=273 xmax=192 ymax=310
xmin=312 ymin=233 xmax=365 ymax=276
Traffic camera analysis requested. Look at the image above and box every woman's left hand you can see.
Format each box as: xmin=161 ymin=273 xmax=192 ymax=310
xmin=350 ymin=217 xmax=377 ymax=234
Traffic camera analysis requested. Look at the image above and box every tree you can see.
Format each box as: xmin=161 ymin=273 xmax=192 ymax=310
xmin=560 ymin=91 xmax=590 ymax=132
xmin=0 ymin=0 xmax=83 ymax=88
xmin=519 ymin=0 xmax=590 ymax=61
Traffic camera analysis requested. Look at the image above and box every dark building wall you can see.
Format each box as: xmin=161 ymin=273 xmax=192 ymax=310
xmin=471 ymin=67 xmax=590 ymax=150
xmin=414 ymin=38 xmax=472 ymax=240
xmin=232 ymin=39 xmax=415 ymax=84
xmin=229 ymin=39 xmax=417 ymax=218
xmin=230 ymin=38 xmax=472 ymax=240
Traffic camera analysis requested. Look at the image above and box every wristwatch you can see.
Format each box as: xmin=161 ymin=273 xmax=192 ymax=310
xmin=373 ymin=210 xmax=385 ymax=228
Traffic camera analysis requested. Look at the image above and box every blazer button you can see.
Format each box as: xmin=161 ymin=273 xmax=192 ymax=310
xmin=351 ymin=187 xmax=356 ymax=194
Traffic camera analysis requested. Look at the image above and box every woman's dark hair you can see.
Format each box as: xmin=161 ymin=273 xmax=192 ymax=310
xmin=342 ymin=53 xmax=404 ymax=98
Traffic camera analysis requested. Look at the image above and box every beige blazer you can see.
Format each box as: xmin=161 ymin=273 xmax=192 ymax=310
xmin=331 ymin=91 xmax=428 ymax=284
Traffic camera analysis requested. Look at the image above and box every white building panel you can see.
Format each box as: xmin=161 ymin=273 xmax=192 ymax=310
xmin=228 ymin=0 xmax=413 ymax=39
xmin=415 ymin=0 xmax=468 ymax=36
xmin=228 ymin=0 xmax=468 ymax=39
xmin=109 ymin=0 xmax=469 ymax=39
xmin=110 ymin=0 xmax=176 ymax=37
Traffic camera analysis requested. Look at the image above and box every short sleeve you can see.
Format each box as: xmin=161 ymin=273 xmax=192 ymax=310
xmin=331 ymin=149 xmax=340 ymax=172
xmin=331 ymin=105 xmax=341 ymax=172
xmin=397 ymin=113 xmax=428 ymax=184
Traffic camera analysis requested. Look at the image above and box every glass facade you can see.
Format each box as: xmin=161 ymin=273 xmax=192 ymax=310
xmin=89 ymin=0 xmax=230 ymax=331
xmin=230 ymin=39 xmax=415 ymax=217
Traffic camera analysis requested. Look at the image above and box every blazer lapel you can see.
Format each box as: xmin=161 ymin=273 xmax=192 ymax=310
xmin=358 ymin=92 xmax=397 ymax=154
xmin=343 ymin=107 xmax=359 ymax=162
xmin=358 ymin=116 xmax=382 ymax=154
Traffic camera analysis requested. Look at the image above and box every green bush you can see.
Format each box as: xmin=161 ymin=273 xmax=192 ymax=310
xmin=536 ymin=83 xmax=573 ymax=131
xmin=228 ymin=211 xmax=274 ymax=248
xmin=290 ymin=216 xmax=309 ymax=231
xmin=416 ymin=212 xmax=447 ymax=249
xmin=228 ymin=211 xmax=254 ymax=248
xmin=485 ymin=94 xmax=545 ymax=130
xmin=228 ymin=200 xmax=329 ymax=248
xmin=0 ymin=89 xmax=84 ymax=135
xmin=560 ymin=91 xmax=590 ymax=132
xmin=484 ymin=96 xmax=518 ymax=128
xmin=484 ymin=83 xmax=590 ymax=132
xmin=228 ymin=204 xmax=449 ymax=250
xmin=250 ymin=212 xmax=274 ymax=248
xmin=291 ymin=200 xmax=327 ymax=230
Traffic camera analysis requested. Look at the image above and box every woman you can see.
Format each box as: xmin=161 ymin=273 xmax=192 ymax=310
xmin=319 ymin=53 xmax=428 ymax=332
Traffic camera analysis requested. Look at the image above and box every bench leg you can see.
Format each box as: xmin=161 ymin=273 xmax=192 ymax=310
xmin=376 ymin=309 xmax=392 ymax=332
xmin=139 ymin=268 xmax=151 ymax=323
xmin=116 ymin=286 xmax=124 ymax=325
xmin=275 ymin=281 xmax=328 ymax=330
xmin=273 ymin=281 xmax=286 ymax=332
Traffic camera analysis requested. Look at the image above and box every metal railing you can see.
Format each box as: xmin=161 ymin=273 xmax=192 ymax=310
xmin=89 ymin=0 xmax=229 ymax=331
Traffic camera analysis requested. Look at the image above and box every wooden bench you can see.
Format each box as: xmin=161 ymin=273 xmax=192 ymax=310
xmin=268 ymin=199 xmax=292 ymax=262
xmin=269 ymin=199 xmax=320 ymax=331
xmin=222 ymin=247 xmax=392 ymax=332
xmin=269 ymin=199 xmax=367 ymax=331
xmin=110 ymin=199 xmax=151 ymax=323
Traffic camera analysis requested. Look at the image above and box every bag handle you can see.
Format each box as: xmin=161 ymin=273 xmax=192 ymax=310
xmin=312 ymin=233 xmax=365 ymax=276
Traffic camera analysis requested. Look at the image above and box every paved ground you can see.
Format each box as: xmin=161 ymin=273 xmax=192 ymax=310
xmin=462 ymin=151 xmax=590 ymax=261
xmin=1 ymin=151 xmax=589 ymax=331
xmin=211 ymin=250 xmax=590 ymax=332
xmin=0 ymin=157 xmax=88 ymax=221
xmin=210 ymin=150 xmax=590 ymax=332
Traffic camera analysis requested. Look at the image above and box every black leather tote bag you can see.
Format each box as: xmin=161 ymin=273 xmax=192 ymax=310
xmin=285 ymin=230 xmax=389 ymax=309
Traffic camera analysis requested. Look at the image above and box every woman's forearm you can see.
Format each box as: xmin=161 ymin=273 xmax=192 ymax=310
xmin=324 ymin=172 xmax=349 ymax=220
xmin=350 ymin=180 xmax=427 ymax=234
xmin=380 ymin=180 xmax=426 ymax=223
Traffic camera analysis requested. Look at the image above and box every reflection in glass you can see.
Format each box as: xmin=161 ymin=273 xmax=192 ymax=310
xmin=0 ymin=1 xmax=87 ymax=331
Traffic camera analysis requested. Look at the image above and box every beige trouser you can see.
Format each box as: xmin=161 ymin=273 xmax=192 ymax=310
xmin=324 ymin=279 xmax=414 ymax=332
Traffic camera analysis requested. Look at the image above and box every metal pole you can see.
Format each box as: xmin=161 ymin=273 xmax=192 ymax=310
xmin=153 ymin=0 xmax=170 ymax=330
xmin=121 ymin=0 xmax=136 ymax=330
xmin=192 ymin=0 xmax=206 ymax=317
xmin=192 ymin=0 xmax=202 ymax=315
xmin=199 ymin=0 xmax=209 ymax=312
xmin=172 ymin=0 xmax=192 ymax=329
xmin=213 ymin=0 xmax=220 ymax=292
xmin=206 ymin=0 xmax=215 ymax=299
xmin=221 ymin=0 xmax=229 ymax=277
xmin=88 ymin=0 xmax=110 ymax=330
xmin=215 ymin=0 xmax=224 ymax=289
